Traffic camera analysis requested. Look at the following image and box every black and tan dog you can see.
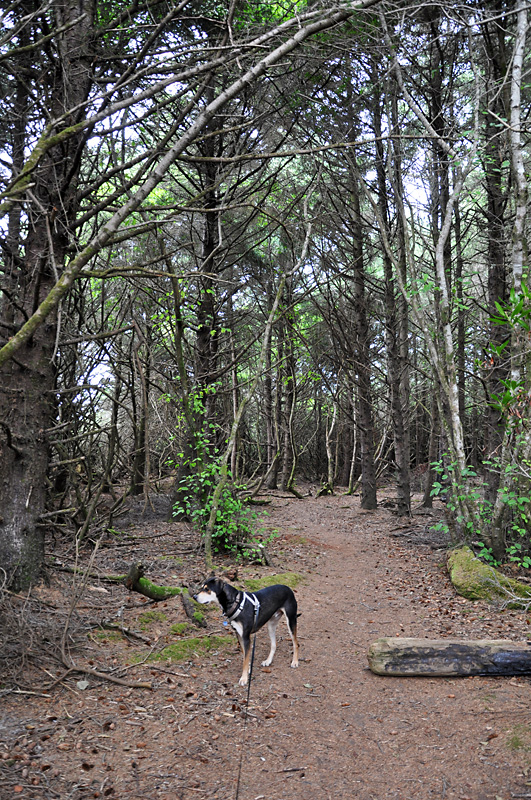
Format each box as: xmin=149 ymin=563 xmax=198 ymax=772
xmin=193 ymin=578 xmax=299 ymax=686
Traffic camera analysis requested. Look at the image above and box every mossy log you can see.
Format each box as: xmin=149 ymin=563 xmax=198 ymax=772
xmin=56 ymin=561 xmax=190 ymax=603
xmin=124 ymin=562 xmax=185 ymax=601
xmin=368 ymin=637 xmax=531 ymax=677
xmin=181 ymin=593 xmax=207 ymax=628
xmin=447 ymin=546 xmax=531 ymax=605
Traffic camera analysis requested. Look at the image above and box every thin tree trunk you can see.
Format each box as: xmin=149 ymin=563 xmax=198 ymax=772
xmin=265 ymin=274 xmax=281 ymax=489
xmin=489 ymin=0 xmax=529 ymax=557
xmin=482 ymin=12 xmax=510 ymax=505
xmin=347 ymin=381 xmax=359 ymax=494
xmin=280 ymin=280 xmax=297 ymax=492
xmin=373 ymin=73 xmax=411 ymax=515
xmin=422 ymin=391 xmax=440 ymax=508
xmin=325 ymin=401 xmax=338 ymax=491
xmin=349 ymin=165 xmax=377 ymax=509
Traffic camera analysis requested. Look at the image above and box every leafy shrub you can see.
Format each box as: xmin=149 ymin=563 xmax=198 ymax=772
xmin=430 ymin=456 xmax=531 ymax=569
xmin=172 ymin=457 xmax=252 ymax=551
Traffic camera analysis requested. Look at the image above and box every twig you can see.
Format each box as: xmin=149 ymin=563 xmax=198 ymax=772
xmin=99 ymin=619 xmax=151 ymax=644
xmin=147 ymin=665 xmax=190 ymax=678
xmin=58 ymin=662 xmax=153 ymax=690
xmin=279 ymin=767 xmax=306 ymax=773
xmin=51 ymin=563 xmax=126 ymax=582
xmin=485 ymin=571 xmax=531 ymax=612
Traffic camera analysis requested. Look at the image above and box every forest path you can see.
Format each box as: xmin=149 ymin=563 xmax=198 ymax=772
xmin=1 ymin=490 xmax=531 ymax=800
xmin=230 ymin=492 xmax=530 ymax=800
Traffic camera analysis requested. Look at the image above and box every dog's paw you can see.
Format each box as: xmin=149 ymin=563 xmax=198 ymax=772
xmin=261 ymin=658 xmax=272 ymax=667
xmin=238 ymin=675 xmax=248 ymax=686
xmin=290 ymin=660 xmax=299 ymax=669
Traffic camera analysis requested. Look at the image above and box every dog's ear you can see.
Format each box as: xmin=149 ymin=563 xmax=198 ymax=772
xmin=189 ymin=574 xmax=210 ymax=594
xmin=202 ymin=574 xmax=219 ymax=591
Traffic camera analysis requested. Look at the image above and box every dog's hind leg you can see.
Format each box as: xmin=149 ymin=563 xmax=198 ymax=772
xmin=262 ymin=610 xmax=282 ymax=667
xmin=283 ymin=609 xmax=299 ymax=668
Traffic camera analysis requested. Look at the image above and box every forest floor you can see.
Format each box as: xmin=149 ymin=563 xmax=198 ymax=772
xmin=2 ymin=486 xmax=531 ymax=800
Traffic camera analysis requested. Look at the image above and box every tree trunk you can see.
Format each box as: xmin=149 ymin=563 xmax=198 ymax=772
xmin=280 ymin=279 xmax=297 ymax=492
xmin=325 ymin=402 xmax=337 ymax=491
xmin=482 ymin=13 xmax=510 ymax=505
xmin=489 ymin=0 xmax=529 ymax=559
xmin=265 ymin=274 xmax=280 ymax=489
xmin=130 ymin=324 xmax=150 ymax=497
xmin=453 ymin=189 xmax=466 ymax=428
xmin=422 ymin=387 xmax=440 ymax=507
xmin=349 ymin=167 xmax=377 ymax=509
xmin=347 ymin=382 xmax=359 ymax=493
xmin=0 ymin=2 xmax=95 ymax=589
xmin=373 ymin=74 xmax=411 ymax=515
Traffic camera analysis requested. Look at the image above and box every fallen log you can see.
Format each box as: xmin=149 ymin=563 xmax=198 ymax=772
xmin=124 ymin=563 xmax=208 ymax=628
xmin=181 ymin=593 xmax=207 ymax=628
xmin=368 ymin=637 xmax=531 ymax=677
xmin=124 ymin=561 xmax=185 ymax=601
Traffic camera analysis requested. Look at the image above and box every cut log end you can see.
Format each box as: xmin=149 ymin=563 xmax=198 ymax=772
xmin=368 ymin=637 xmax=531 ymax=677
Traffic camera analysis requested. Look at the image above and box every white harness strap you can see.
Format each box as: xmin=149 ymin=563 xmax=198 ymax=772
xmin=227 ymin=592 xmax=260 ymax=624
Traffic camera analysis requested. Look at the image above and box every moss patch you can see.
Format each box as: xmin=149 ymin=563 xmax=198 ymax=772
xmin=170 ymin=622 xmax=191 ymax=635
xmin=447 ymin=546 xmax=531 ymax=605
xmin=290 ymin=535 xmax=307 ymax=545
xmin=138 ymin=610 xmax=167 ymax=630
xmin=92 ymin=630 xmax=123 ymax=643
xmin=132 ymin=635 xmax=233 ymax=664
xmin=192 ymin=610 xmax=207 ymax=626
xmin=506 ymin=724 xmax=531 ymax=752
xmin=242 ymin=572 xmax=304 ymax=592
xmin=157 ymin=555 xmax=184 ymax=565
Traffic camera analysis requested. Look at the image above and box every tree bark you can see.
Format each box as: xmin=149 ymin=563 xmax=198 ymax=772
xmin=373 ymin=72 xmax=410 ymax=515
xmin=0 ymin=1 xmax=96 ymax=589
xmin=489 ymin=0 xmax=529 ymax=558
xmin=481 ymin=11 xmax=510 ymax=504
xmin=349 ymin=167 xmax=377 ymax=509
xmin=280 ymin=285 xmax=297 ymax=492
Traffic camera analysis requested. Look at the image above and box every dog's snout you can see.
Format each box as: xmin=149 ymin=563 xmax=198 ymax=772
xmin=188 ymin=585 xmax=200 ymax=602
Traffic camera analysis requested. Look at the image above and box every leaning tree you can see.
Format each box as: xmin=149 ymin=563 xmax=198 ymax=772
xmin=0 ymin=0 xmax=381 ymax=589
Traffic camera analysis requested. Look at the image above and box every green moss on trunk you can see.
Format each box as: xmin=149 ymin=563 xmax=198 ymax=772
xmin=447 ymin=546 xmax=531 ymax=605
xmin=131 ymin=577 xmax=184 ymax=601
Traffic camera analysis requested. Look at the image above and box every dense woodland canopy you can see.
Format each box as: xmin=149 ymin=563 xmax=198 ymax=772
xmin=0 ymin=0 xmax=530 ymax=589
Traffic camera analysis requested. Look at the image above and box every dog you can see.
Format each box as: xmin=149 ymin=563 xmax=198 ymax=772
xmin=193 ymin=577 xmax=299 ymax=686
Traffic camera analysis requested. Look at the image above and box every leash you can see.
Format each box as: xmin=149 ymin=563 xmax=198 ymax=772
xmin=234 ymin=601 xmax=260 ymax=800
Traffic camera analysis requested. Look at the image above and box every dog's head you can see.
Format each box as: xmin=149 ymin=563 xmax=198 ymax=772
xmin=193 ymin=577 xmax=224 ymax=605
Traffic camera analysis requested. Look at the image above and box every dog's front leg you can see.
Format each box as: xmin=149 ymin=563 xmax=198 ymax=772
xmin=239 ymin=636 xmax=251 ymax=686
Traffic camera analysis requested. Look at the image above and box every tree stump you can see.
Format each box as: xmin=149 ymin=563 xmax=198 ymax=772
xmin=368 ymin=637 xmax=531 ymax=677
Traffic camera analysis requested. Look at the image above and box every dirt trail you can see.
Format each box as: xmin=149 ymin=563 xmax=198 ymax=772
xmin=234 ymin=494 xmax=531 ymax=800
xmin=2 ymin=491 xmax=531 ymax=800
